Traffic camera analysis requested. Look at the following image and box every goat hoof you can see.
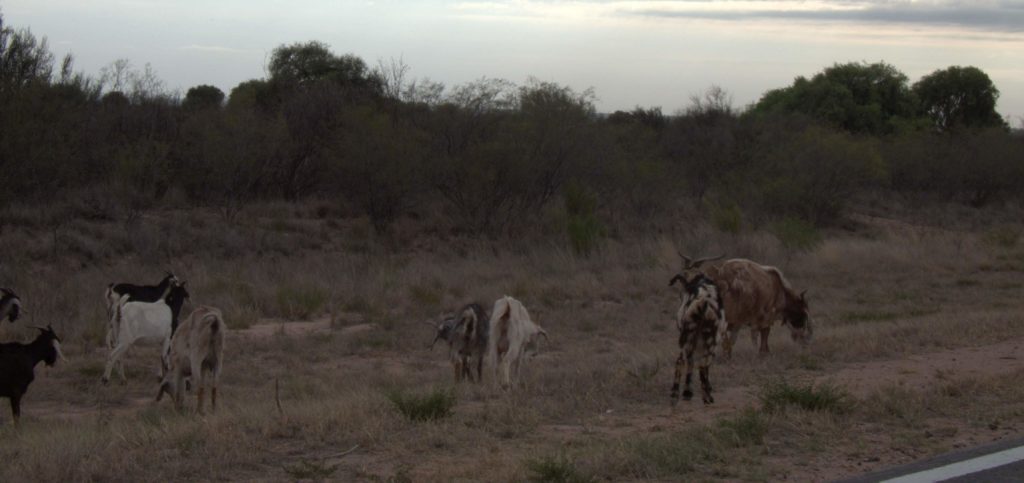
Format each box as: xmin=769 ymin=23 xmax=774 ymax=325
xmin=101 ymin=377 xmax=109 ymax=385
xmin=682 ymin=389 xmax=693 ymax=401
xmin=703 ymin=395 xmax=714 ymax=405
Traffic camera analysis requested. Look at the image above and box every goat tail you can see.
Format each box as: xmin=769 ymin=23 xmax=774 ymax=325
xmin=486 ymin=297 xmax=512 ymax=383
xmin=203 ymin=308 xmax=227 ymax=357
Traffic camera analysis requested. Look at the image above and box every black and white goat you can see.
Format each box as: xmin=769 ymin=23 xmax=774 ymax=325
xmin=157 ymin=305 xmax=226 ymax=414
xmin=102 ymin=282 xmax=190 ymax=384
xmin=428 ymin=303 xmax=490 ymax=383
xmin=670 ymin=274 xmax=726 ymax=406
xmin=104 ymin=272 xmax=179 ymax=347
xmin=1 ymin=288 xmax=22 ymax=323
xmin=0 ymin=325 xmax=65 ymax=422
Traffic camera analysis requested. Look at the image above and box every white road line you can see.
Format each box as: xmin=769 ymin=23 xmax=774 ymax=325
xmin=883 ymin=445 xmax=1024 ymax=483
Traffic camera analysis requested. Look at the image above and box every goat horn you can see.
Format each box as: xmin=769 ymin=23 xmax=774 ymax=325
xmin=677 ymin=251 xmax=693 ymax=267
xmin=691 ymin=254 xmax=724 ymax=267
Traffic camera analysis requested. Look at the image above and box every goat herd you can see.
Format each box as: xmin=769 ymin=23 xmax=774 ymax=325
xmin=0 ymin=254 xmax=813 ymax=424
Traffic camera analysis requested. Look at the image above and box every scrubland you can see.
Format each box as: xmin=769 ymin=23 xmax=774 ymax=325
xmin=0 ymin=199 xmax=1023 ymax=482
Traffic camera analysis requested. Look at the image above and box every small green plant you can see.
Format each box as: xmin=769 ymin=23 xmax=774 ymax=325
xmin=526 ymin=453 xmax=595 ymax=483
xmin=985 ymin=225 xmax=1020 ymax=249
xmin=283 ymin=459 xmax=338 ymax=479
xmin=794 ymin=353 xmax=823 ymax=371
xmin=275 ymin=284 xmax=328 ymax=320
xmin=715 ymin=409 xmax=769 ymax=447
xmin=564 ymin=182 xmax=605 ymax=256
xmin=707 ymin=199 xmax=742 ymax=234
xmin=408 ymin=281 xmax=444 ymax=309
xmin=759 ymin=380 xmax=851 ymax=414
xmin=625 ymin=358 xmax=662 ymax=388
xmin=385 ymin=387 xmax=456 ymax=422
xmin=770 ymin=216 xmax=822 ymax=251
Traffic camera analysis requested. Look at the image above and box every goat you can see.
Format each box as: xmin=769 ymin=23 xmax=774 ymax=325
xmin=0 ymin=288 xmax=22 ymax=323
xmin=670 ymin=274 xmax=726 ymax=406
xmin=102 ymin=282 xmax=190 ymax=384
xmin=104 ymin=272 xmax=179 ymax=349
xmin=671 ymin=255 xmax=811 ymax=358
xmin=427 ymin=303 xmax=489 ymax=383
xmin=486 ymin=296 xmax=547 ymax=390
xmin=157 ymin=306 xmax=225 ymax=414
xmin=0 ymin=325 xmax=65 ymax=422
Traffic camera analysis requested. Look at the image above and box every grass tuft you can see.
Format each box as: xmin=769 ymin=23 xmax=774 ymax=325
xmin=526 ymin=453 xmax=595 ymax=483
xmin=715 ymin=408 xmax=770 ymax=447
xmin=385 ymin=387 xmax=456 ymax=422
xmin=283 ymin=459 xmax=338 ymax=479
xmin=759 ymin=380 xmax=851 ymax=414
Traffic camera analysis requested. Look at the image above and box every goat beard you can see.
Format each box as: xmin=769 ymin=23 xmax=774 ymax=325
xmin=51 ymin=340 xmax=66 ymax=365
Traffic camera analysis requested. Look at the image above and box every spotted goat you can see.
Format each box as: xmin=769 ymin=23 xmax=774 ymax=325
xmin=672 ymin=255 xmax=811 ymax=358
xmin=428 ymin=303 xmax=489 ymax=383
xmin=669 ymin=274 xmax=726 ymax=406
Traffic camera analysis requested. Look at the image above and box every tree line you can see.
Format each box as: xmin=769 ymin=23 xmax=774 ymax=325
xmin=1 ymin=14 xmax=1021 ymax=243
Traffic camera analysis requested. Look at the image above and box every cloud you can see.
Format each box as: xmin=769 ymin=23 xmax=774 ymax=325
xmin=178 ymin=44 xmax=250 ymax=55
xmin=623 ymin=1 xmax=1024 ymax=33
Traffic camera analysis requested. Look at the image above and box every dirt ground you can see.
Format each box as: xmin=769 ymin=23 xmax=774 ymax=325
xmin=2 ymin=209 xmax=1023 ymax=482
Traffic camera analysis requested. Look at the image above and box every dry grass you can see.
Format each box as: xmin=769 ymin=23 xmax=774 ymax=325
xmin=1 ymin=202 xmax=1023 ymax=481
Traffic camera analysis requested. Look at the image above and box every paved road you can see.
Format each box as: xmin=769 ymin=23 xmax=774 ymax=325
xmin=838 ymin=437 xmax=1024 ymax=482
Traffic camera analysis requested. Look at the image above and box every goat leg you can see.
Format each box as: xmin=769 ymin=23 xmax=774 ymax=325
xmin=196 ymin=387 xmax=205 ymax=415
xmin=699 ymin=365 xmax=714 ymax=404
xmin=670 ymin=352 xmax=685 ymax=406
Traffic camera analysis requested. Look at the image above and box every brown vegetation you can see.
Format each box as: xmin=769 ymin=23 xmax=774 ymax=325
xmin=0 ymin=201 xmax=1023 ymax=481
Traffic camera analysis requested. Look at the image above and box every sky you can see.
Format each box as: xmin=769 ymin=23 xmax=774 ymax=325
xmin=4 ymin=1 xmax=1023 ymax=121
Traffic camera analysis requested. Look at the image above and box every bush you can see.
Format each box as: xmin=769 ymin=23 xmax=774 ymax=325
xmin=707 ymin=199 xmax=742 ymax=233
xmin=759 ymin=380 xmax=851 ymax=414
xmin=770 ymin=216 xmax=822 ymax=251
xmin=274 ymin=284 xmax=328 ymax=320
xmin=385 ymin=387 xmax=456 ymax=422
xmin=715 ymin=408 xmax=769 ymax=447
xmin=526 ymin=454 xmax=595 ymax=483
xmin=564 ymin=183 xmax=604 ymax=256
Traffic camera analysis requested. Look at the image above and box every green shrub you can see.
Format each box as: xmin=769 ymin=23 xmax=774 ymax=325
xmin=759 ymin=380 xmax=851 ymax=414
xmin=985 ymin=225 xmax=1020 ymax=249
xmin=771 ymin=216 xmax=822 ymax=251
xmin=707 ymin=200 xmax=742 ymax=233
xmin=385 ymin=387 xmax=456 ymax=422
xmin=715 ymin=408 xmax=769 ymax=447
xmin=564 ymin=183 xmax=604 ymax=256
xmin=526 ymin=454 xmax=595 ymax=483
xmin=283 ymin=459 xmax=338 ymax=479
xmin=274 ymin=284 xmax=328 ymax=320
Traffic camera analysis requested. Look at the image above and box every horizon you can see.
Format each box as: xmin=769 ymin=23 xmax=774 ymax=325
xmin=4 ymin=1 xmax=1023 ymax=121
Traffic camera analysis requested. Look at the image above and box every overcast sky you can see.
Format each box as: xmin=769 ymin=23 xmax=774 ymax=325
xmin=4 ymin=1 xmax=1023 ymax=121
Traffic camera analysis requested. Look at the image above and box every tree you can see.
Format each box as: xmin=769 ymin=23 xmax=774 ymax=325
xmin=0 ymin=15 xmax=59 ymax=95
xmin=268 ymin=40 xmax=382 ymax=97
xmin=753 ymin=61 xmax=915 ymax=135
xmin=182 ymin=84 xmax=224 ymax=110
xmin=913 ymin=66 xmax=1005 ymax=132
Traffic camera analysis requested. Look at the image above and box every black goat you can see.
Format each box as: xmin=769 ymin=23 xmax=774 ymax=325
xmin=105 ymin=272 xmax=179 ymax=311
xmin=0 ymin=325 xmax=64 ymax=422
xmin=0 ymin=288 xmax=21 ymax=323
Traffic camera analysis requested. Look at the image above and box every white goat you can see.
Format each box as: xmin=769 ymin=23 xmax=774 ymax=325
xmin=486 ymin=296 xmax=547 ymax=389
xmin=102 ymin=283 xmax=189 ymax=384
xmin=157 ymin=306 xmax=226 ymax=414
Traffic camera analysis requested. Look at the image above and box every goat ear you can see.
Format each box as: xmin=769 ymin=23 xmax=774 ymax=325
xmin=668 ymin=275 xmax=684 ymax=287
